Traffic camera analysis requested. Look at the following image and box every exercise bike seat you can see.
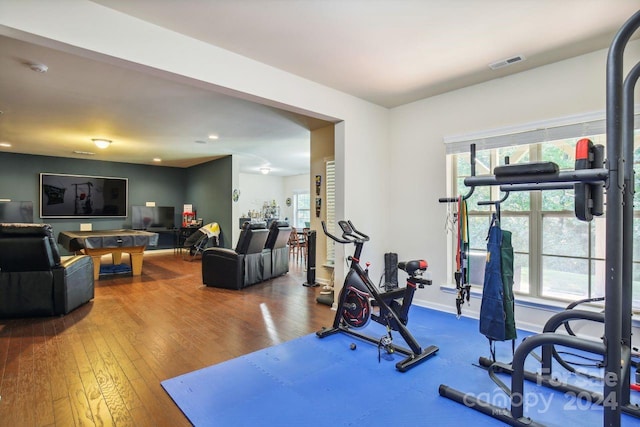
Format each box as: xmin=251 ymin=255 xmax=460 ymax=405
xmin=398 ymin=260 xmax=427 ymax=277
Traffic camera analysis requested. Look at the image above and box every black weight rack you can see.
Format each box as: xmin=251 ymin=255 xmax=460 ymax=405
xmin=438 ymin=10 xmax=640 ymax=427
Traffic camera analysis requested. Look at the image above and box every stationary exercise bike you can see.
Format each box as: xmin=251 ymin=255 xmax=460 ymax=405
xmin=316 ymin=220 xmax=439 ymax=372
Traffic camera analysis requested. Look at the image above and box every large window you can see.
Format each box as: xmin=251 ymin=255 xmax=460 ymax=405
xmin=447 ymin=115 xmax=640 ymax=310
xmin=293 ymin=192 xmax=310 ymax=229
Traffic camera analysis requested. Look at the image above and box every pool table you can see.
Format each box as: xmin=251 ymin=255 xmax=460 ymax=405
xmin=58 ymin=229 xmax=159 ymax=280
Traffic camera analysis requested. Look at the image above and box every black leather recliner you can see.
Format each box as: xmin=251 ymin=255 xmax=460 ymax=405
xmin=202 ymin=221 xmax=270 ymax=289
xmin=263 ymin=220 xmax=292 ymax=278
xmin=0 ymin=223 xmax=95 ymax=317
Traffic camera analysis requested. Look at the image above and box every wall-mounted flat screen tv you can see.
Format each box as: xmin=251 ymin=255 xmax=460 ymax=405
xmin=0 ymin=201 xmax=34 ymax=223
xmin=40 ymin=173 xmax=128 ymax=218
xmin=131 ymin=206 xmax=175 ymax=229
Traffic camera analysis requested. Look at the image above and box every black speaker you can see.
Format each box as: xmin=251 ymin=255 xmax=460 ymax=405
xmin=303 ymin=230 xmax=319 ymax=287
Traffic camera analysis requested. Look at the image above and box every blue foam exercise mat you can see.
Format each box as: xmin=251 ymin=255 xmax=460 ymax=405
xmin=161 ymin=306 xmax=640 ymax=427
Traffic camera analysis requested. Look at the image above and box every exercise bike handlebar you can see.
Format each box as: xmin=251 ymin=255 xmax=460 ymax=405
xmin=321 ymin=220 xmax=370 ymax=244
xmin=321 ymin=220 xmax=349 ymax=243
xmin=344 ymin=220 xmax=370 ymax=241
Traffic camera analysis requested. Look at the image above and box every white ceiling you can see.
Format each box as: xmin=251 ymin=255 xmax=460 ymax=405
xmin=1 ymin=0 xmax=639 ymax=174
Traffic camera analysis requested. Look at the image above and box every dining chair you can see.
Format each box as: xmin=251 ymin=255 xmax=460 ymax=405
xmin=289 ymin=227 xmax=300 ymax=261
xmin=299 ymin=227 xmax=310 ymax=264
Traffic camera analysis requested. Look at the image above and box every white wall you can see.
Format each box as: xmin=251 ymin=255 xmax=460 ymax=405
xmin=231 ymin=173 xmax=285 ymax=243
xmin=237 ymin=173 xmax=286 ymax=219
xmin=282 ymin=174 xmax=310 ymax=223
xmin=231 ymin=173 xmax=309 ymax=245
xmin=388 ymin=40 xmax=640 ymax=334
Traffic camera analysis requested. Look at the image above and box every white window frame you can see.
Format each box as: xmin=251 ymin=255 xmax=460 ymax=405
xmin=445 ymin=111 xmax=640 ymax=310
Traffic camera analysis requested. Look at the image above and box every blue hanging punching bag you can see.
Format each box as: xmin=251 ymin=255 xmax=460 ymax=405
xmin=479 ymin=214 xmax=506 ymax=342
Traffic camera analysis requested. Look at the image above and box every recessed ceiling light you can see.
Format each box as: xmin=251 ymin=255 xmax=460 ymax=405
xmin=73 ymin=150 xmax=96 ymax=156
xmin=208 ymin=134 xmax=219 ymax=140
xmin=92 ymin=138 xmax=112 ymax=149
xmin=153 ymin=158 xmax=162 ymax=162
xmin=260 ymin=167 xmax=271 ymax=175
xmin=0 ymin=142 xmax=11 ymax=148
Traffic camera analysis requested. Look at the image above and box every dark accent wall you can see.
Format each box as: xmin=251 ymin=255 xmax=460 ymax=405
xmin=0 ymin=152 xmax=232 ymax=251
xmin=185 ymin=156 xmax=233 ymax=248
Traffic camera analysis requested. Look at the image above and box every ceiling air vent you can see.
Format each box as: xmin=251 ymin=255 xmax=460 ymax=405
xmin=489 ymin=54 xmax=526 ymax=70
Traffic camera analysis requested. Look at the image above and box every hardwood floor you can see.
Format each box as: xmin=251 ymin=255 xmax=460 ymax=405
xmin=0 ymin=252 xmax=335 ymax=426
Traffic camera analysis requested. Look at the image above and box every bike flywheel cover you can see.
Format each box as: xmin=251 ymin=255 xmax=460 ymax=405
xmin=342 ymin=287 xmax=371 ymax=328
